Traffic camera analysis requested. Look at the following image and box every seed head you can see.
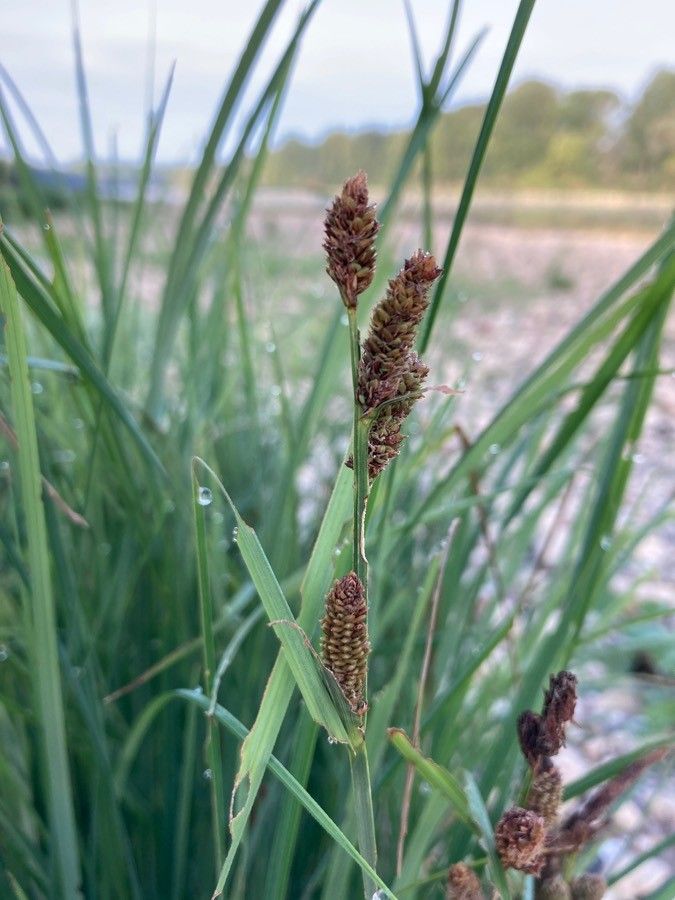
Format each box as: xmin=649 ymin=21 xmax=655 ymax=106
xmin=535 ymin=876 xmax=572 ymax=900
xmin=446 ymin=863 xmax=484 ymax=899
xmin=320 ymin=572 xmax=370 ymax=714
xmin=360 ymin=352 xmax=429 ymax=478
xmin=495 ymin=807 xmax=547 ymax=875
xmin=324 ymin=171 xmax=379 ymax=309
xmin=527 ymin=759 xmax=563 ymax=826
xmin=539 ymin=671 xmax=577 ymax=755
xmin=357 ymin=250 xmax=441 ymax=411
xmin=518 ymin=672 xmax=578 ymax=766
xmin=569 ymin=874 xmax=606 ymax=899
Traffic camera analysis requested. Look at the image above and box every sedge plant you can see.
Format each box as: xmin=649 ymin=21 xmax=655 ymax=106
xmin=1 ymin=1 xmax=674 ymax=898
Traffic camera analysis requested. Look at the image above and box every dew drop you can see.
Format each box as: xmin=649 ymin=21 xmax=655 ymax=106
xmin=42 ymin=222 xmax=51 ymax=231
xmin=232 ymin=526 xmax=239 ymax=543
xmin=265 ymin=341 xmax=276 ymax=354
xmin=203 ymin=768 xmax=213 ymax=780
xmin=271 ymin=384 xmax=281 ymax=397
xmin=340 ymin=313 xmax=349 ymax=326
xmin=327 ymin=735 xmax=337 ymax=745
xmin=599 ymin=534 xmax=612 ymax=551
xmin=631 ymin=452 xmax=646 ymax=465
xmin=471 ymin=350 xmax=483 ymax=362
xmin=488 ymin=443 xmax=501 ymax=456
xmin=31 ymin=382 xmax=44 ymax=395
xmin=0 ymin=645 xmax=8 ymax=662
xmin=0 ymin=460 xmax=9 ymax=472
xmin=197 ymin=486 xmax=212 ymax=507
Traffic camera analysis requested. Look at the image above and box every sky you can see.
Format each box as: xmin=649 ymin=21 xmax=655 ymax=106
xmin=2 ymin=0 xmax=674 ymax=164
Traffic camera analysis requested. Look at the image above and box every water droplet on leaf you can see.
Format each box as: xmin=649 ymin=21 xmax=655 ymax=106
xmin=198 ymin=486 xmax=212 ymax=506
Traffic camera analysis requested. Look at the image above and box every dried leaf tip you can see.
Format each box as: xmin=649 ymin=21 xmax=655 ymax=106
xmin=446 ymin=862 xmax=485 ymax=899
xmin=320 ymin=572 xmax=370 ymax=715
xmin=324 ymin=171 xmax=379 ymax=309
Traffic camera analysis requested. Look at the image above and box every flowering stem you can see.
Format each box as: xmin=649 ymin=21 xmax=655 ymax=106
xmin=350 ymin=740 xmax=378 ymax=898
xmin=347 ymin=307 xmax=378 ymax=896
xmin=347 ymin=308 xmax=371 ymax=584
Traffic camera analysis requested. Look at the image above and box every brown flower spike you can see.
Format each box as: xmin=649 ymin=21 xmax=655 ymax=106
xmin=446 ymin=862 xmax=485 ymax=900
xmin=535 ymin=875 xmax=572 ymax=900
xmin=526 ymin=758 xmax=563 ymax=826
xmin=358 ymin=250 xmax=441 ymax=411
xmin=495 ymin=806 xmax=547 ymax=875
xmin=518 ymin=671 xmax=578 ymax=766
xmin=569 ymin=874 xmax=606 ymax=899
xmin=351 ymin=250 xmax=441 ymax=478
xmin=324 ymin=171 xmax=379 ymax=309
xmin=320 ymin=572 xmax=370 ymax=715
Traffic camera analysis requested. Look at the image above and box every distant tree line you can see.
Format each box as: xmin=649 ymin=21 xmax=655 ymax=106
xmin=263 ymin=70 xmax=675 ymax=192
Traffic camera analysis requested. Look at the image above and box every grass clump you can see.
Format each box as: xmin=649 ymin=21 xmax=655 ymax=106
xmin=0 ymin=3 xmax=673 ymax=898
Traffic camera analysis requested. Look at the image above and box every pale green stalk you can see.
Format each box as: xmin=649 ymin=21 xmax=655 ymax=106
xmin=347 ymin=307 xmax=378 ymax=897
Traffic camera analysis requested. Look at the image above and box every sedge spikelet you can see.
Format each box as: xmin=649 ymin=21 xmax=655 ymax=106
xmin=527 ymin=759 xmax=563 ymax=826
xmin=320 ymin=572 xmax=370 ymax=715
xmin=535 ymin=876 xmax=572 ymax=900
xmin=446 ymin=862 xmax=484 ymax=899
xmin=324 ymin=171 xmax=379 ymax=309
xmin=569 ymin=874 xmax=606 ymax=899
xmin=495 ymin=807 xmax=547 ymax=875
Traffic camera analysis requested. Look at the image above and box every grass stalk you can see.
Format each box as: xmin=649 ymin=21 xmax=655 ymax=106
xmin=191 ymin=467 xmax=226 ymax=872
xmin=347 ymin=307 xmax=378 ymax=897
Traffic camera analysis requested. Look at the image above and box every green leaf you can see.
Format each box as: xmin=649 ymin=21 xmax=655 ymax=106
xmin=387 ymin=729 xmax=472 ymax=828
xmin=0 ymin=254 xmax=81 ymax=896
xmin=463 ymin=772 xmax=511 ymax=899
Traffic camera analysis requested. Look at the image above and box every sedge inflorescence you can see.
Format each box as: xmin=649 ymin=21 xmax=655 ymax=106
xmin=320 ymin=572 xmax=370 ymax=716
xmin=323 ymin=170 xmax=379 ymax=310
xmin=324 ymin=172 xmax=441 ymax=481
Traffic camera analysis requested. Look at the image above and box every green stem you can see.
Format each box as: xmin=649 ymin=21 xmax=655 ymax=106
xmin=346 ymin=307 xmax=378 ymax=897
xmin=192 ymin=471 xmax=226 ymax=872
xmin=350 ymin=741 xmax=379 ymax=899
xmin=347 ymin=308 xmax=370 ymax=584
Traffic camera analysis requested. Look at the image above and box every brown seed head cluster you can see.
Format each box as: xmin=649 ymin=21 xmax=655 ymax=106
xmin=323 ymin=171 xmax=379 ymax=309
xmin=518 ymin=671 xmax=578 ymax=766
xmin=526 ymin=758 xmax=564 ymax=826
xmin=353 ymin=250 xmax=441 ymax=477
xmin=360 ymin=353 xmax=429 ymax=479
xmin=495 ymin=806 xmax=547 ymax=875
xmin=569 ymin=874 xmax=607 ymax=899
xmin=446 ymin=863 xmax=484 ymax=900
xmin=535 ymin=875 xmax=572 ymax=900
xmin=358 ymin=251 xmax=441 ymax=411
xmin=320 ymin=572 xmax=370 ymax=715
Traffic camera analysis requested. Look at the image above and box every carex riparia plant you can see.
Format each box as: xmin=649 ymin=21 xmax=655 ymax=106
xmin=321 ymin=171 xmax=441 ymax=895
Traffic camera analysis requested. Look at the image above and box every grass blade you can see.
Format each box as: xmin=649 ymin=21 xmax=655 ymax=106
xmin=419 ymin=0 xmax=537 ymax=350
xmin=0 ymin=255 xmax=81 ymax=896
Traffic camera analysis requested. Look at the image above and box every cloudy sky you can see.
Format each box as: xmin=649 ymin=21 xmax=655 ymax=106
xmin=2 ymin=0 xmax=674 ymax=164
